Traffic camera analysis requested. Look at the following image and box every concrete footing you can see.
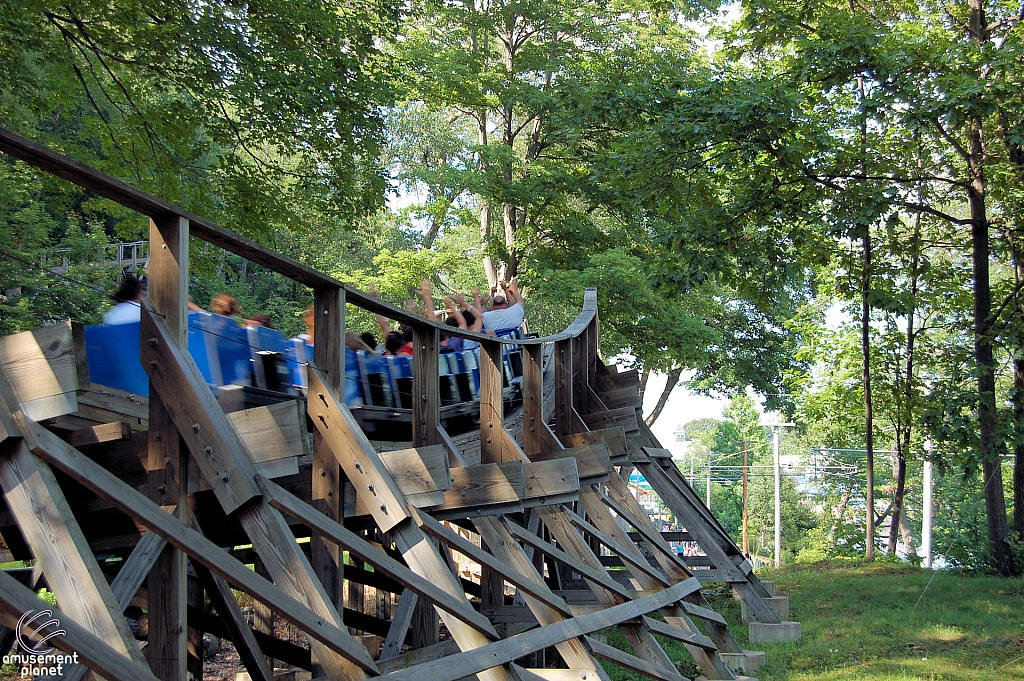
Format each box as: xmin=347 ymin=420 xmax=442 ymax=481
xmin=741 ymin=596 xmax=790 ymax=623
xmin=748 ymin=621 xmax=801 ymax=643
xmin=759 ymin=581 xmax=776 ymax=596
xmin=720 ymin=650 xmax=766 ymax=675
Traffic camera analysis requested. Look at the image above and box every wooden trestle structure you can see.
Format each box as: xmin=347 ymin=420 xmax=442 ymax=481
xmin=0 ymin=128 xmax=794 ymax=681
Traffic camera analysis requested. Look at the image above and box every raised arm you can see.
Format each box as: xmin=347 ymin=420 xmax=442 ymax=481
xmin=503 ymin=277 xmax=524 ymax=307
xmin=369 ymin=283 xmax=391 ymax=340
xmin=444 ymin=297 xmax=467 ymax=329
xmin=415 ymin=279 xmax=436 ymax=319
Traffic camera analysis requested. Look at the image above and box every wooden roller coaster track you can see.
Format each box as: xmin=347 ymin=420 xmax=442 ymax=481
xmin=0 ymin=127 xmax=795 ymax=681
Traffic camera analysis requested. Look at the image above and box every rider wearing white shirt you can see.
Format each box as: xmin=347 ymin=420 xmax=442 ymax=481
xmin=482 ymin=278 xmax=525 ymax=333
xmin=102 ymin=275 xmax=145 ymax=325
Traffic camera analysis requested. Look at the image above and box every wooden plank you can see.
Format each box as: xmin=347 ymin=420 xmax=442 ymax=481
xmin=307 ymin=368 xmax=408 ymax=532
xmin=440 ymin=461 xmax=524 ymax=510
xmin=415 ymin=510 xmax=572 ymax=618
xmin=76 ymin=385 xmax=149 ymax=421
xmin=598 ymin=387 xmax=641 ymax=410
xmin=521 ymin=458 xmax=580 ymax=506
xmin=377 ymin=579 xmax=697 ymax=681
xmin=0 ymin=321 xmax=86 ymax=420
xmin=67 ymin=421 xmax=132 ymax=448
xmin=263 ymin=480 xmax=497 ymax=638
xmin=0 ymin=439 xmax=145 ymax=664
xmin=561 ymin=427 xmax=627 ymax=460
xmin=526 ymin=444 xmax=610 ymax=482
xmin=227 ymin=401 xmax=305 ymax=467
xmin=13 ymin=414 xmax=378 ymax=673
xmin=0 ymin=569 xmax=160 ymax=681
xmin=380 ymin=445 xmax=451 ymax=495
xmin=584 ymin=636 xmax=688 ymax=681
xmin=596 ymin=369 xmax=639 ymax=391
xmin=581 ymin=408 xmax=638 ymax=434
xmin=139 ymin=302 xmax=261 ymax=513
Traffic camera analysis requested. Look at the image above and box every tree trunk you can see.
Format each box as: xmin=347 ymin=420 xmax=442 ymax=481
xmin=645 ymin=369 xmax=681 ymax=427
xmin=862 ymin=225 xmax=875 ymax=561
xmin=477 ymin=110 xmax=498 ymax=287
xmin=889 ymin=214 xmax=921 ymax=556
xmin=967 ymin=0 xmax=1014 ymax=576
xmin=639 ymin=367 xmax=651 ymax=403
xmin=828 ymin=486 xmax=852 ymax=546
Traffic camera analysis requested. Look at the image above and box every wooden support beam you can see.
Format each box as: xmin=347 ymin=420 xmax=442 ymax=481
xmin=597 ymin=477 xmax=692 ymax=578
xmin=575 ymin=491 xmax=738 ymax=676
xmin=641 ymin=617 xmax=717 ymax=651
xmin=13 ymin=415 xmax=378 ymax=674
xmin=380 ymin=592 xmax=418 ymax=661
xmin=478 ymin=339 xmax=509 ymax=463
xmin=67 ymin=421 xmax=132 ymax=448
xmin=584 ymin=636 xmax=687 ymax=681
xmin=308 ymin=368 xmax=408 ymax=532
xmin=553 ymin=339 xmax=573 ymax=439
xmin=564 ymin=506 xmax=668 ymax=586
xmin=111 ymin=531 xmax=168 ymax=610
xmin=0 ymin=321 xmax=88 ymax=421
xmin=0 ymin=569 xmax=160 ymax=681
xmin=521 ymin=344 xmax=545 ymax=458
xmin=0 ymin=438 xmax=144 ymax=665
xmin=311 ymin=285 xmax=346 ymax=679
xmin=194 ymin=563 xmax=274 ymax=681
xmin=139 ymin=303 xmax=260 ymax=513
xmin=376 ymin=578 xmax=697 ymax=681
xmin=412 ymin=325 xmax=441 ymax=448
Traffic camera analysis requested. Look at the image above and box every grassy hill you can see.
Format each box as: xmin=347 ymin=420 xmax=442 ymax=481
xmin=708 ymin=562 xmax=1024 ymax=681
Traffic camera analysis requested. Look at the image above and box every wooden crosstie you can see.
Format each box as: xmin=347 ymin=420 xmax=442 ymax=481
xmin=0 ymin=128 xmax=788 ymax=681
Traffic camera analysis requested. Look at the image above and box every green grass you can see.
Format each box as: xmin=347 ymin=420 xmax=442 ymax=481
xmin=604 ymin=562 xmax=1024 ymax=681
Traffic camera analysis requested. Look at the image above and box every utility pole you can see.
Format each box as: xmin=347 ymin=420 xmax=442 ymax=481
xmin=923 ymin=437 xmax=933 ymax=569
xmin=741 ymin=440 xmax=749 ymax=556
xmin=770 ymin=421 xmax=795 ymax=568
xmin=706 ymin=454 xmax=713 ymax=511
